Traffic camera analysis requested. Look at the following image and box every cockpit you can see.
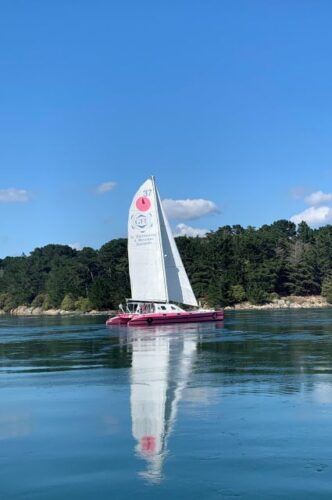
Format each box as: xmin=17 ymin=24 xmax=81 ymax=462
xmin=124 ymin=301 xmax=184 ymax=315
xmin=125 ymin=302 xmax=155 ymax=314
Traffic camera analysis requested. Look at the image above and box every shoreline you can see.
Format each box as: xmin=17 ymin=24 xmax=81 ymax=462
xmin=0 ymin=306 xmax=116 ymax=317
xmin=0 ymin=296 xmax=330 ymax=316
xmin=224 ymin=295 xmax=330 ymax=311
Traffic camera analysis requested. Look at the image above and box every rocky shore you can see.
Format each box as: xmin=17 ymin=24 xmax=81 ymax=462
xmin=0 ymin=296 xmax=330 ymax=316
xmin=224 ymin=295 xmax=329 ymax=311
xmin=0 ymin=306 xmax=115 ymax=316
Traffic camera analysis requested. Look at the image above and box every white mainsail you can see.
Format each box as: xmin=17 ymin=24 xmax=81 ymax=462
xmin=128 ymin=177 xmax=198 ymax=306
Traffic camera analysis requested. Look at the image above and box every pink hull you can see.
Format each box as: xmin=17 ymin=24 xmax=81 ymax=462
xmin=106 ymin=313 xmax=132 ymax=326
xmin=106 ymin=310 xmax=224 ymax=327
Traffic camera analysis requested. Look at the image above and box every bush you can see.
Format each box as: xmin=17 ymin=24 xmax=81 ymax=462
xmin=75 ymin=297 xmax=92 ymax=312
xmin=61 ymin=294 xmax=76 ymax=311
xmin=0 ymin=293 xmax=19 ymax=312
xmin=325 ymin=292 xmax=332 ymax=304
xmin=42 ymin=294 xmax=52 ymax=311
xmin=31 ymin=293 xmax=46 ymax=308
xmin=32 ymin=293 xmax=52 ymax=310
xmin=0 ymin=293 xmax=10 ymax=309
xmin=322 ymin=277 xmax=332 ymax=303
xmin=230 ymin=285 xmax=246 ymax=303
xmin=247 ymin=286 xmax=269 ymax=305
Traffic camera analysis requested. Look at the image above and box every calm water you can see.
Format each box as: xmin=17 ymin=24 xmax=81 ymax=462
xmin=1 ymin=310 xmax=332 ymax=499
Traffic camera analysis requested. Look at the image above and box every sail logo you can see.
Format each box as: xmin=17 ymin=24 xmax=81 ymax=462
xmin=136 ymin=196 xmax=151 ymax=212
xmin=131 ymin=212 xmax=153 ymax=232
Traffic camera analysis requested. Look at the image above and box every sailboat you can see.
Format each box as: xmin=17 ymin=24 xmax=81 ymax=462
xmin=106 ymin=177 xmax=224 ymax=326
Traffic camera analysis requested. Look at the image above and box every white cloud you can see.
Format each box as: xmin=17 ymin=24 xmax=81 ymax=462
xmin=96 ymin=181 xmax=117 ymax=194
xmin=162 ymin=198 xmax=219 ymax=220
xmin=174 ymin=223 xmax=208 ymax=237
xmin=69 ymin=242 xmax=83 ymax=251
xmin=0 ymin=188 xmax=31 ymax=203
xmin=305 ymin=190 xmax=332 ymax=205
xmin=290 ymin=206 xmax=332 ymax=226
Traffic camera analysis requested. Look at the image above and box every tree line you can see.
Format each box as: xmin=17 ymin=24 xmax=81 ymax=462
xmin=1 ymin=219 xmax=332 ymax=312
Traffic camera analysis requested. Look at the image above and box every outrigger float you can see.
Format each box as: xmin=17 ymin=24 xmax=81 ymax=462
xmin=106 ymin=177 xmax=224 ymax=327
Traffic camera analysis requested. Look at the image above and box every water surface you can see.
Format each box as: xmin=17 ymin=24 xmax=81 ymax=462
xmin=1 ymin=310 xmax=332 ymax=499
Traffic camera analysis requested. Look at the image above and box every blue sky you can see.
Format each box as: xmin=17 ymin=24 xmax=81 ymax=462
xmin=1 ymin=1 xmax=332 ymax=257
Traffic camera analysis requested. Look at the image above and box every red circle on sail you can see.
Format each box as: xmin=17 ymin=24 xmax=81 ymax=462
xmin=136 ymin=196 xmax=151 ymax=212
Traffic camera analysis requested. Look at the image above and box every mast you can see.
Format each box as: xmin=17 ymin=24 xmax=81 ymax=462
xmin=151 ymin=176 xmax=169 ymax=303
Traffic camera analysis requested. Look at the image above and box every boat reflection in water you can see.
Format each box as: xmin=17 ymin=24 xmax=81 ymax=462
xmin=128 ymin=324 xmax=202 ymax=483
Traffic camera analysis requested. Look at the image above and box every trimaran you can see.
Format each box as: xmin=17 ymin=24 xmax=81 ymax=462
xmin=106 ymin=176 xmax=224 ymax=326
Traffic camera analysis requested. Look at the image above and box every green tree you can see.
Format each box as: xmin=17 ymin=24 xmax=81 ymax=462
xmin=88 ymin=277 xmax=113 ymax=310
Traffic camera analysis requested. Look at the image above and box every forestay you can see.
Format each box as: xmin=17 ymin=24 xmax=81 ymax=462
xmin=128 ymin=177 xmax=198 ymax=306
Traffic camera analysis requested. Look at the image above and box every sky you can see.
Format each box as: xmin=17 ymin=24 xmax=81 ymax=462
xmin=1 ymin=0 xmax=332 ymax=257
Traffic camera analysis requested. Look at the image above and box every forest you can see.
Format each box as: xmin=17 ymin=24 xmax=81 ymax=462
xmin=1 ymin=219 xmax=332 ymax=312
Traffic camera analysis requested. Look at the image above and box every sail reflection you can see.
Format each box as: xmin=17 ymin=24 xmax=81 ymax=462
xmin=128 ymin=325 xmax=198 ymax=482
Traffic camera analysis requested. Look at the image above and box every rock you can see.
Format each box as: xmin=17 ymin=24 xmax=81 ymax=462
xmin=11 ymin=306 xmax=33 ymax=315
xmin=31 ymin=307 xmax=43 ymax=315
xmin=43 ymin=309 xmax=61 ymax=316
